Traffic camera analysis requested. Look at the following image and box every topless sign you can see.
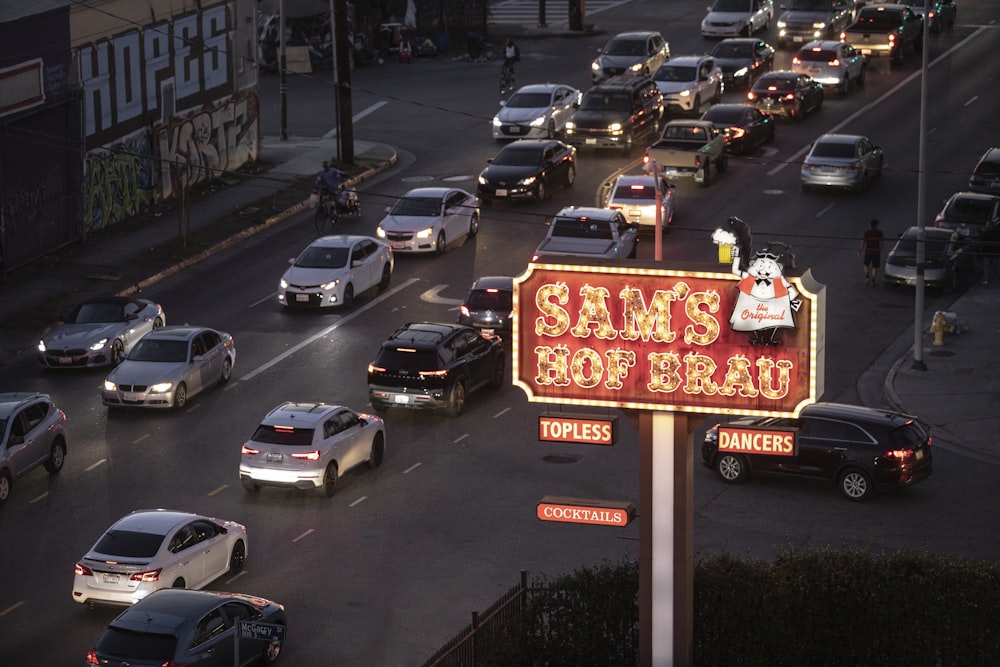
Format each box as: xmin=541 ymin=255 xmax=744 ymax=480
xmin=512 ymin=262 xmax=825 ymax=418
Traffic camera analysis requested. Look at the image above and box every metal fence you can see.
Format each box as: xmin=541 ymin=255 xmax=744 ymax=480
xmin=422 ymin=570 xmax=530 ymax=667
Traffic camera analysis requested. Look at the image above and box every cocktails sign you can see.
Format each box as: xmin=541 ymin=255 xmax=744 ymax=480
xmin=513 ymin=262 xmax=825 ymax=418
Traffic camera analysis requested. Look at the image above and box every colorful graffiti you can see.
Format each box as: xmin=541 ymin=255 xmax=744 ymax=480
xmin=83 ymin=129 xmax=157 ymax=233
xmin=156 ymin=90 xmax=259 ymax=199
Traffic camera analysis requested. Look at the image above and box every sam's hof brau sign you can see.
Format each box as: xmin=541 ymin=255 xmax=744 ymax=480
xmin=513 ymin=263 xmax=825 ymax=418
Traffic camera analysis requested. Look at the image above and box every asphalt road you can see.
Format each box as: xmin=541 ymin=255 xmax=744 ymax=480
xmin=2 ymin=1 xmax=999 ymax=664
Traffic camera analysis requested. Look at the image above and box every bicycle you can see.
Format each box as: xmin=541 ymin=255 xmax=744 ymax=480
xmin=499 ymin=61 xmax=515 ymax=94
xmin=313 ymin=190 xmax=338 ymax=234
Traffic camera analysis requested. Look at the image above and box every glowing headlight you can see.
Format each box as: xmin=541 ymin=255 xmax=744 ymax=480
xmin=519 ymin=176 xmax=537 ymax=187
xmin=478 ymin=175 xmax=488 ymax=185
xmin=812 ymin=22 xmax=826 ymax=29
xmin=103 ymin=379 xmax=117 ymax=391
xmin=679 ymin=90 xmax=691 ymax=97
xmin=776 ymin=20 xmax=786 ymax=28
xmin=609 ymin=122 xmax=622 ymax=132
xmin=90 ymin=338 xmax=109 ymax=351
xmin=415 ymin=227 xmax=434 ymax=239
xmin=565 ymin=121 xmax=576 ymax=130
xmin=376 ymin=227 xmax=386 ymax=238
xmin=591 ymin=61 xmax=601 ymax=72
xmin=150 ymin=382 xmax=173 ymax=393
xmin=529 ymin=116 xmax=546 ymax=127
xmin=629 ymin=62 xmax=643 ymax=72
xmin=37 ymin=340 xmax=46 ymax=352
xmin=734 ymin=66 xmax=749 ymax=78
xmin=321 ymin=279 xmax=340 ymax=290
xmin=279 ymin=278 xmax=288 ymax=289
xmin=492 ymin=116 xmax=502 ymax=127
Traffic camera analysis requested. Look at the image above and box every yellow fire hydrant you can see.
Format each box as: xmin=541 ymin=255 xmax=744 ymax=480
xmin=931 ymin=311 xmax=954 ymax=346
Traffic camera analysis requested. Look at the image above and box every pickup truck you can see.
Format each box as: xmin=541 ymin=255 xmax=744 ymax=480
xmin=532 ymin=207 xmax=639 ymax=262
xmin=841 ymin=4 xmax=924 ymax=65
xmin=643 ymin=119 xmax=728 ymax=187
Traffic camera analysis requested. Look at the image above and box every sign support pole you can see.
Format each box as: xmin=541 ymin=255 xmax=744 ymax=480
xmin=640 ymin=411 xmax=693 ymax=666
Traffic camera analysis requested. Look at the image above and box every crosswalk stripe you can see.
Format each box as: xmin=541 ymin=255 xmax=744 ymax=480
xmin=488 ymin=0 xmax=633 ymax=29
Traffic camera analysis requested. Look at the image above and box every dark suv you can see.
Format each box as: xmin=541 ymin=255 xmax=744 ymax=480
xmin=968 ymin=147 xmax=1000 ymax=195
xmin=702 ymin=402 xmax=933 ymax=501
xmin=564 ymin=75 xmax=664 ymax=150
xmin=367 ymin=323 xmax=505 ymax=416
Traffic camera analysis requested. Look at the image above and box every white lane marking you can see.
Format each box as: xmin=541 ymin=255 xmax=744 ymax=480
xmin=323 ymin=102 xmax=387 ymax=137
xmin=815 ymin=204 xmax=834 ymax=218
xmin=350 ymin=496 xmax=368 ymax=507
xmin=0 ymin=601 xmax=25 ymax=616
xmin=240 ymin=278 xmax=420 ymax=382
xmin=293 ymin=529 xmax=315 ymax=542
xmin=964 ymin=95 xmax=979 ymax=107
xmin=30 ymin=492 xmax=47 ymax=503
xmin=767 ymin=27 xmax=989 ymax=177
xmin=224 ymin=571 xmax=247 ymax=585
xmin=249 ymin=292 xmax=277 ymax=309
xmin=421 ymin=284 xmax=464 ymax=305
xmin=207 ymin=485 xmax=227 ymax=496
xmin=454 ymin=434 xmax=470 ymax=443
xmin=133 ymin=434 xmax=150 ymax=445
xmin=404 ymin=462 xmax=422 ymax=473
xmin=85 ymin=458 xmax=107 ymax=472
xmin=493 ymin=407 xmax=511 ymax=418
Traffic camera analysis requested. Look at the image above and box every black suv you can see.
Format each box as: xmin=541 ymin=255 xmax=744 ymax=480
xmin=367 ymin=322 xmax=505 ymax=416
xmin=702 ymin=402 xmax=933 ymax=501
xmin=564 ymin=75 xmax=664 ymax=150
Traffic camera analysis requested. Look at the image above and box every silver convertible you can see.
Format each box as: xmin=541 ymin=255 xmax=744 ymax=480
xmin=102 ymin=325 xmax=236 ymax=410
xmin=38 ymin=296 xmax=165 ymax=368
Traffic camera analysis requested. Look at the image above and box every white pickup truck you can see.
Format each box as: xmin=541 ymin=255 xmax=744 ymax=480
xmin=643 ymin=119 xmax=728 ymax=187
xmin=533 ymin=206 xmax=639 ymax=262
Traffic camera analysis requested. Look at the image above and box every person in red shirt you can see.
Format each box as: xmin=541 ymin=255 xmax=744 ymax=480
xmin=859 ymin=218 xmax=885 ymax=286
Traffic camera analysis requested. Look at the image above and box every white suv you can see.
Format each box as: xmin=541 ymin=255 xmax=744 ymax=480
xmin=652 ymin=55 xmax=724 ymax=116
xmin=0 ymin=392 xmax=67 ymax=504
xmin=792 ymin=40 xmax=866 ymax=95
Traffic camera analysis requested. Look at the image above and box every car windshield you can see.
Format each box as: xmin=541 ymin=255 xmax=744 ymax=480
xmin=251 ymin=425 xmax=316 ymax=446
xmin=894 ymin=234 xmax=951 ymax=259
xmin=944 ymin=198 xmax=995 ymax=224
xmin=890 ymin=420 xmax=931 ymax=447
xmin=787 ymin=0 xmax=833 ymax=9
xmin=712 ymin=0 xmax=751 ymax=11
xmin=506 ymin=92 xmax=552 ymax=108
xmin=127 ymin=338 xmax=188 ymax=363
xmin=798 ymin=49 xmax=836 ymax=62
xmin=493 ymin=146 xmax=543 ymax=167
xmin=580 ymin=92 xmax=631 ymax=111
xmin=552 ymin=218 xmax=615 ymax=240
xmin=467 ymin=290 xmax=513 ymax=311
xmin=603 ymin=38 xmax=646 ymax=56
xmin=855 ymin=10 xmax=902 ymax=29
xmin=811 ymin=141 xmax=857 ymax=158
xmin=613 ymin=183 xmax=657 ymax=200
xmin=712 ymin=42 xmax=753 ymax=59
xmin=703 ymin=107 xmax=748 ymax=124
xmin=975 ymin=160 xmax=1000 ymax=177
xmin=390 ymin=196 xmax=441 ymax=216
xmin=71 ymin=301 xmax=125 ymax=323
xmin=654 ymin=66 xmax=696 ymax=82
xmin=295 ymin=246 xmax=349 ymax=269
xmin=93 ymin=529 xmax=166 ymax=558
xmin=95 ymin=627 xmax=177 ymax=661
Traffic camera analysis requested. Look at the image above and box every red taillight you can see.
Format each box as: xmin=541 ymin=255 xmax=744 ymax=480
xmin=746 ymin=91 xmax=756 ymax=100
xmin=889 ymin=33 xmax=897 ymax=44
xmin=884 ymin=449 xmax=913 ymax=461
xmin=368 ymin=363 xmax=386 ymax=373
xmin=291 ymin=451 xmax=321 ymax=461
xmin=85 ymin=649 xmax=99 ymax=665
xmin=130 ymin=568 xmax=161 ymax=583
xmin=609 ymin=205 xmax=623 ymax=211
xmin=828 ymin=58 xmax=840 ymax=67
xmin=694 ymin=155 xmax=702 ymax=167
xmin=730 ymin=128 xmax=745 ymax=139
xmin=75 ymin=563 xmax=94 ymax=577
xmin=241 ymin=443 xmax=259 ymax=455
xmin=419 ymin=369 xmax=449 ymax=377
xmin=792 ymin=56 xmax=801 ymax=65
xmin=784 ymin=93 xmax=795 ymax=101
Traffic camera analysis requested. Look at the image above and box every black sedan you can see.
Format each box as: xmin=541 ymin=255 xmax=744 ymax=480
xmin=702 ymin=402 xmax=933 ymax=501
xmin=747 ymin=71 xmax=824 ymax=120
xmin=700 ymin=103 xmax=775 ymax=154
xmin=477 ymin=139 xmax=576 ymax=203
xmin=85 ymin=588 xmax=286 ymax=666
xmin=709 ymin=37 xmax=775 ymax=90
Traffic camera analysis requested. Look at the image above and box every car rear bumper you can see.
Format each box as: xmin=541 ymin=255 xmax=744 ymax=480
xmin=369 ymin=384 xmax=448 ymax=410
xmin=240 ymin=467 xmax=323 ymax=490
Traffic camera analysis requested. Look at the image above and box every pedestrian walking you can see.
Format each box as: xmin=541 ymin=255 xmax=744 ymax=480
xmin=859 ymin=218 xmax=884 ymax=286
xmin=978 ymin=219 xmax=1000 ymax=285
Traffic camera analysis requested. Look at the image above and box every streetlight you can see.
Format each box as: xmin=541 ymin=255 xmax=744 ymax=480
xmin=911 ymin=0 xmax=931 ymax=371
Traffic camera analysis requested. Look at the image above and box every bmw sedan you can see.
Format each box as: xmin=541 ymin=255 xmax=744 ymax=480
xmin=376 ymin=187 xmax=479 ymax=254
xmin=85 ymin=588 xmax=285 ymax=666
xmin=278 ymin=235 xmax=393 ymax=309
xmin=492 ymin=83 xmax=582 ymax=140
xmin=747 ymin=71 xmax=824 ymax=120
xmin=702 ymin=402 xmax=933 ymax=501
xmin=73 ymin=509 xmax=248 ymax=607
xmin=477 ymin=139 xmax=576 ymax=203
xmin=240 ymin=402 xmax=385 ymax=497
xmin=38 ymin=296 xmax=165 ymax=368
xmin=800 ymin=133 xmax=884 ymax=193
xmin=102 ymin=325 xmax=236 ymax=409
xmin=701 ymin=103 xmax=775 ymax=154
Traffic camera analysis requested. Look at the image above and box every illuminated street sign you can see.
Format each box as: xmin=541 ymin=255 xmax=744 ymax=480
xmin=538 ymin=414 xmax=618 ymax=445
xmin=536 ymin=496 xmax=635 ymax=527
xmin=718 ymin=425 xmax=798 ymax=457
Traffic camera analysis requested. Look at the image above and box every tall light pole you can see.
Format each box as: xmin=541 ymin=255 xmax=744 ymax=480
xmin=911 ymin=0 xmax=931 ymax=371
xmin=279 ymin=0 xmax=287 ymax=141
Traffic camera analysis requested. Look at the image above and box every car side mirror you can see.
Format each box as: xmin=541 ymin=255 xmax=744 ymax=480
xmin=499 ymin=101 xmax=507 ymax=107
xmin=352 ymin=260 xmax=364 ymax=268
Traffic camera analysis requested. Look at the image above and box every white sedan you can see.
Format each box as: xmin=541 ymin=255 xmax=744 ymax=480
xmin=37 ymin=296 xmax=165 ymax=368
xmin=492 ymin=83 xmax=582 ymax=141
xmin=376 ymin=187 xmax=480 ymax=254
xmin=72 ymin=509 xmax=248 ymax=607
xmin=278 ymin=235 xmax=393 ymax=309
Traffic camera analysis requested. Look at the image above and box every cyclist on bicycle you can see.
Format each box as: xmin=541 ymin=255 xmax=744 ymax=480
xmin=502 ymin=37 xmax=519 ymax=75
xmin=316 ymin=161 xmax=346 ymax=201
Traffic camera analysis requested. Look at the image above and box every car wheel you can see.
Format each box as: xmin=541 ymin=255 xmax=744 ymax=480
xmin=468 ymin=214 xmax=479 ymax=238
xmin=446 ymin=381 xmax=466 ymax=417
xmin=172 ymin=578 xmax=186 ymax=588
xmin=839 ymin=467 xmax=872 ymax=501
xmin=322 ymin=463 xmax=338 ymax=497
xmin=628 ymin=240 xmax=638 ymax=259
xmin=220 ymin=357 xmax=232 ymax=384
xmin=536 ymin=181 xmax=547 ymax=202
xmin=110 ymin=339 xmax=126 ymax=366
xmin=713 ymin=84 xmax=722 ymax=105
xmin=368 ymin=433 xmax=385 ymax=468
xmin=43 ymin=439 xmax=66 ymax=473
xmin=488 ymin=357 xmax=505 ymax=389
xmin=565 ymin=163 xmax=576 ymax=188
xmin=370 ymin=400 xmax=388 ymax=414
xmin=153 ymin=316 xmax=165 ymax=329
xmin=699 ymin=161 xmax=712 ymax=188
xmin=716 ymin=453 xmax=748 ymax=483
xmin=547 ymin=119 xmax=557 ymax=138
xmin=855 ymin=171 xmax=868 ymax=194
xmin=622 ymin=130 xmax=634 ymax=151
xmin=838 ymin=77 xmax=849 ymax=97
xmin=716 ymin=155 xmax=728 ymax=173
xmin=173 ymin=382 xmax=187 ymax=410
xmin=692 ymin=95 xmax=701 ymax=117
xmin=342 ymin=283 xmax=355 ymax=308
xmin=435 ymin=231 xmax=446 ymax=254
xmin=229 ymin=540 xmax=246 ymax=573
xmin=0 ymin=469 xmax=11 ymax=505
xmin=261 ymin=628 xmax=284 ymax=664
xmin=378 ymin=264 xmax=392 ymax=291
xmin=241 ymin=478 xmax=261 ymax=492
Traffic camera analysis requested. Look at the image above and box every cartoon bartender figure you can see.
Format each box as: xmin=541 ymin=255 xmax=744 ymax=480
xmin=730 ymin=243 xmax=801 ymax=346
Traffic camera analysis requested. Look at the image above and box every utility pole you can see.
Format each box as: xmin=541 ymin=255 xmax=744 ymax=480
xmin=911 ymin=0 xmax=931 ymax=371
xmin=334 ymin=0 xmax=354 ymax=163
xmin=279 ymin=0 xmax=287 ymax=141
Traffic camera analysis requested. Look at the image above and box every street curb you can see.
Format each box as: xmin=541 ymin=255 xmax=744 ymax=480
xmin=116 ymin=149 xmax=398 ymax=298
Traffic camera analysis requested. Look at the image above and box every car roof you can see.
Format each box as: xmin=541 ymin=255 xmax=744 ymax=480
xmin=0 ymin=392 xmax=50 ymax=417
xmin=110 ymin=509 xmax=205 ymax=535
xmin=801 ymin=402 xmax=914 ymax=426
xmin=592 ymin=74 xmax=655 ymax=91
xmin=385 ymin=322 xmax=464 ymax=349
xmin=897 ymin=226 xmax=954 ymax=241
xmin=716 ymin=37 xmax=764 ymax=45
xmin=945 ymin=191 xmax=1000 ymax=203
xmin=141 ymin=325 xmax=206 ymax=340
xmin=262 ymin=401 xmax=343 ymax=425
xmin=814 ymin=133 xmax=866 ymax=145
xmin=398 ymin=187 xmax=454 ymax=198
xmin=310 ymin=234 xmax=376 ymax=247
xmin=758 ymin=71 xmax=799 ymax=82
xmin=610 ymin=31 xmax=660 ymax=40
xmin=554 ymin=206 xmax=622 ymax=221
xmin=500 ymin=139 xmax=561 ymax=151
xmin=799 ymin=40 xmax=845 ymax=51
xmin=663 ymin=55 xmax=710 ymax=66
xmin=612 ymin=174 xmax=660 ymax=187
xmin=511 ymin=83 xmax=573 ymax=94
xmin=112 ymin=589 xmax=233 ymax=632
xmin=470 ymin=276 xmax=514 ymax=291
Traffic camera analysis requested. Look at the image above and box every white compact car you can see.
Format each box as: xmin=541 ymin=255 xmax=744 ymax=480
xmin=72 ymin=509 xmax=248 ymax=607
xmin=605 ymin=174 xmax=677 ymax=228
xmin=492 ymin=83 xmax=582 ymax=140
xmin=278 ymin=235 xmax=393 ymax=309
xmin=652 ymin=55 xmax=724 ymax=116
xmin=702 ymin=0 xmax=774 ymax=38
xmin=376 ymin=187 xmax=480 ymax=254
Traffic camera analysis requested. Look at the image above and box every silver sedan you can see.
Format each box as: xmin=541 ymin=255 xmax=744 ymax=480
xmin=102 ymin=325 xmax=235 ymax=409
xmin=492 ymin=83 xmax=582 ymax=141
xmin=800 ymin=133 xmax=884 ymax=193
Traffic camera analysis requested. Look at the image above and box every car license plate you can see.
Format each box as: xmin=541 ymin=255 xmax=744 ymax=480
xmin=793 ymin=36 xmax=803 ymax=42
xmin=496 ymin=189 xmax=508 ymax=197
xmin=391 ymin=241 xmax=405 ymax=249
xmin=124 ymin=392 xmax=139 ymax=402
xmin=482 ymin=328 xmax=495 ymax=335
xmin=586 ymin=138 xmax=597 ymax=144
xmin=664 ymin=167 xmax=679 ymax=174
xmin=267 ymin=452 xmax=283 ymax=462
xmin=102 ymin=573 xmax=120 ymax=584
xmin=59 ymin=356 xmax=72 ymax=364
xmin=508 ymin=126 xmax=521 ymax=134
xmin=915 ymin=449 xmax=924 ymax=460
xmin=295 ymin=293 xmax=309 ymax=302
xmin=393 ymin=394 xmax=410 ymax=404
xmin=861 ymin=48 xmax=872 ymax=55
